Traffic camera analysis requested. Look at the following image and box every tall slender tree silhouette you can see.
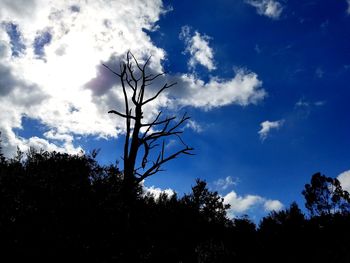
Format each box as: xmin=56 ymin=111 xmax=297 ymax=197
xmin=0 ymin=132 xmax=4 ymax=163
xmin=103 ymin=51 xmax=193 ymax=193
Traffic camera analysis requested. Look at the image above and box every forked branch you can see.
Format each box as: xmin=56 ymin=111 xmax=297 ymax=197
xmin=104 ymin=51 xmax=194 ymax=187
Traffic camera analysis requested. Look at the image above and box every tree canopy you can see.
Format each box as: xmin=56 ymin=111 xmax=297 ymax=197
xmin=302 ymin=172 xmax=350 ymax=216
xmin=1 ymin=134 xmax=350 ymax=262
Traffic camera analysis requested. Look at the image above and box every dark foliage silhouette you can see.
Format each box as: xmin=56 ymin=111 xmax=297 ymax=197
xmin=258 ymin=200 xmax=350 ymax=262
xmin=0 ymin=132 xmax=4 ymax=163
xmin=1 ymin=136 xmax=350 ymax=262
xmin=302 ymin=172 xmax=350 ymax=216
xmin=0 ymin=150 xmax=236 ymax=262
xmin=182 ymin=179 xmax=230 ymax=224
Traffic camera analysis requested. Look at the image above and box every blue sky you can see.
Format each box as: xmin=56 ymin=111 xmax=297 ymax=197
xmin=1 ymin=0 xmax=350 ymax=219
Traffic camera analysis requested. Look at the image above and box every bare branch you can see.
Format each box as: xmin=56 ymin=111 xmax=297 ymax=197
xmin=141 ymin=113 xmax=189 ymax=143
xmin=120 ymin=65 xmax=131 ymax=164
xmin=145 ymin=72 xmax=165 ymax=82
xmin=142 ymin=82 xmax=176 ymax=105
xmin=136 ymin=146 xmax=194 ymax=182
xmin=141 ymin=141 xmax=150 ymax=169
xmin=125 ymin=74 xmax=136 ymax=91
xmin=142 ymin=111 xmax=162 ymax=139
xmin=175 ymin=133 xmax=189 ymax=148
xmin=141 ymin=116 xmax=176 ymax=127
xmin=108 ymin=110 xmax=136 ymax=119
xmin=142 ymin=55 xmax=152 ymax=71
xmin=167 ymin=113 xmax=190 ymax=133
xmin=129 ymin=52 xmax=143 ymax=72
xmin=105 ymin=51 xmax=194 ymax=189
xmin=102 ymin=63 xmax=121 ymax=77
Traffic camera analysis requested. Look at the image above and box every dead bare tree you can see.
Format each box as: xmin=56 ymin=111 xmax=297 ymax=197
xmin=104 ymin=51 xmax=193 ymax=192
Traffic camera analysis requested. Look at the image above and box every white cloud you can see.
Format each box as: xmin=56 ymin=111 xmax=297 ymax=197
xmin=337 ymin=170 xmax=350 ymax=192
xmin=173 ymin=70 xmax=265 ymax=110
xmin=0 ymin=0 xmax=166 ymax=156
xmin=347 ymin=0 xmax=350 ymax=14
xmin=245 ymin=0 xmax=284 ymax=19
xmin=258 ymin=119 xmax=284 ymax=141
xmin=224 ymin=191 xmax=263 ymax=213
xmin=314 ymin=101 xmax=326 ymax=106
xmin=295 ymin=98 xmax=326 ymax=108
xmin=223 ymin=190 xmax=283 ymax=218
xmin=180 ymin=26 xmax=216 ymax=71
xmin=185 ymin=120 xmax=203 ymax=133
xmin=214 ymin=176 xmax=238 ymax=190
xmin=25 ymin=136 xmax=83 ymax=154
xmin=295 ymin=98 xmax=310 ymax=107
xmin=165 ymin=139 xmax=177 ymax=149
xmin=144 ymin=185 xmax=175 ymax=199
xmin=264 ymin=199 xmax=284 ymax=211
xmin=0 ymin=0 xmax=266 ymax=157
xmin=0 ymin=0 xmax=37 ymax=20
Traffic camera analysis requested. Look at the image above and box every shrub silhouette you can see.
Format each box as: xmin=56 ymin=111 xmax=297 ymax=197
xmin=0 ymin=149 xmax=234 ymax=262
xmin=1 ymin=146 xmax=350 ymax=262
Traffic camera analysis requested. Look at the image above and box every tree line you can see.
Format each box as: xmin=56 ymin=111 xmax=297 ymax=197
xmin=0 ymin=148 xmax=350 ymax=262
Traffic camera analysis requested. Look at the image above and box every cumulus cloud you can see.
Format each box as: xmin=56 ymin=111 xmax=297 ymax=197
xmin=0 ymin=0 xmax=37 ymax=20
xmin=224 ymin=191 xmax=263 ymax=213
xmin=223 ymin=190 xmax=283 ymax=218
xmin=0 ymin=0 xmax=166 ymax=156
xmin=0 ymin=0 xmax=265 ymax=157
xmin=144 ymin=185 xmax=175 ymax=199
xmin=245 ymin=0 xmax=284 ymax=19
xmin=258 ymin=119 xmax=284 ymax=141
xmin=337 ymin=170 xmax=350 ymax=192
xmin=214 ymin=176 xmax=238 ymax=190
xmin=264 ymin=199 xmax=284 ymax=211
xmin=25 ymin=135 xmax=82 ymax=154
xmin=180 ymin=26 xmax=216 ymax=71
xmin=173 ymin=70 xmax=265 ymax=110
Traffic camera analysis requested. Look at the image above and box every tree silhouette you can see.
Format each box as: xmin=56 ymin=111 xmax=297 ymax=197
xmin=0 ymin=132 xmax=4 ymax=163
xmin=104 ymin=52 xmax=193 ymax=193
xmin=302 ymin=172 xmax=350 ymax=216
xmin=3 ymin=147 xmax=350 ymax=261
xmin=182 ymin=179 xmax=230 ymax=224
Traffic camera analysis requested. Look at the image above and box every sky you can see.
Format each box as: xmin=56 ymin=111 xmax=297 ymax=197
xmin=1 ymin=0 xmax=350 ymax=220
